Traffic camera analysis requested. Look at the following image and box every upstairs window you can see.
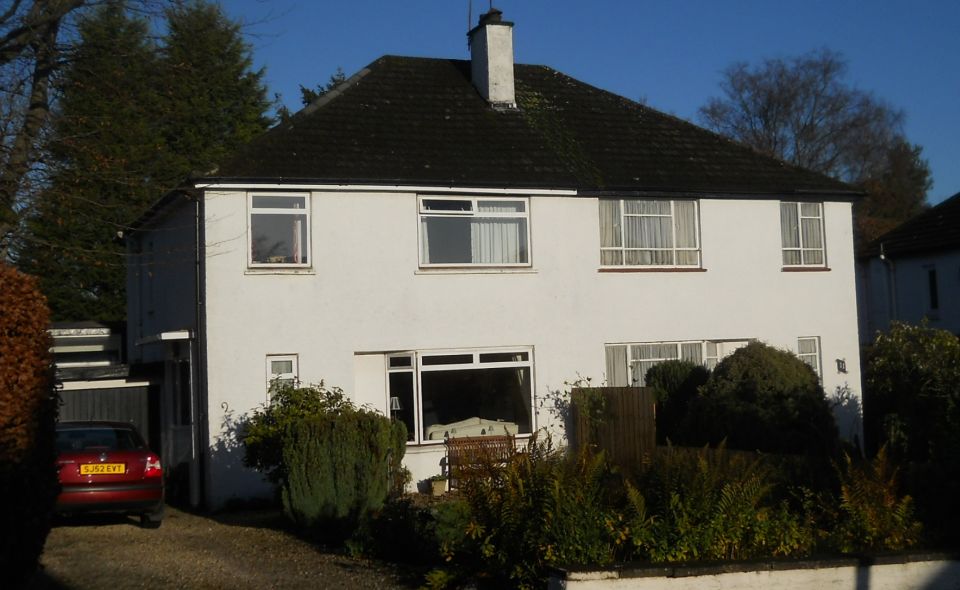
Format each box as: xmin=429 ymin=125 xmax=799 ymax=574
xmin=780 ymin=202 xmax=824 ymax=267
xmin=599 ymin=199 xmax=700 ymax=267
xmin=419 ymin=196 xmax=530 ymax=267
xmin=249 ymin=194 xmax=310 ymax=267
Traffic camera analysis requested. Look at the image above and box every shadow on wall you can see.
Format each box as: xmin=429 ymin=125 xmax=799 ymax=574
xmin=831 ymin=384 xmax=864 ymax=447
xmin=207 ymin=402 xmax=273 ymax=509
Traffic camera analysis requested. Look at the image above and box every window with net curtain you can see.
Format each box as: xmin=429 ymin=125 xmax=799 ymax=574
xmin=419 ymin=197 xmax=529 ymax=266
xmin=599 ymin=199 xmax=700 ymax=266
xmin=780 ymin=202 xmax=825 ymax=266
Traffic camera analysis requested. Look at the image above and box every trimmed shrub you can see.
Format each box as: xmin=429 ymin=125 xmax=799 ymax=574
xmin=241 ymin=382 xmax=349 ymax=485
xmin=280 ymin=406 xmax=406 ymax=542
xmin=644 ymin=360 xmax=710 ymax=444
xmin=0 ymin=263 xmax=58 ymax=585
xmin=686 ymin=342 xmax=839 ymax=456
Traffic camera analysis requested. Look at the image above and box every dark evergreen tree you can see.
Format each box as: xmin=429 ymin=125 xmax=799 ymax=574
xmin=17 ymin=4 xmax=163 ymax=322
xmin=160 ymin=0 xmax=271 ymax=176
xmin=17 ymin=1 xmax=271 ymax=322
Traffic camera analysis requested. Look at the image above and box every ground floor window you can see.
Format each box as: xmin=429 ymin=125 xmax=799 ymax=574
xmin=387 ymin=348 xmax=534 ymax=444
xmin=797 ymin=337 xmax=821 ymax=379
xmin=266 ymin=354 xmax=298 ymax=397
xmin=605 ymin=339 xmax=751 ymax=386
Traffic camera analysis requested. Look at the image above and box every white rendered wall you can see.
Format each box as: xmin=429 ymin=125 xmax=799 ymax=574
xmin=198 ymin=189 xmax=863 ymax=508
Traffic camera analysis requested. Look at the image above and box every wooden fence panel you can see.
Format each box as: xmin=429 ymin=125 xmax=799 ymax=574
xmin=571 ymin=387 xmax=656 ymax=468
xmin=59 ymin=386 xmax=152 ymax=442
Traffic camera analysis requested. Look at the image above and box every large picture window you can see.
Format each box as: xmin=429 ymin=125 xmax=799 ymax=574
xmin=599 ymin=199 xmax=700 ymax=267
xmin=419 ymin=196 xmax=530 ymax=267
xmin=780 ymin=202 xmax=825 ymax=266
xmin=605 ymin=339 xmax=751 ymax=386
xmin=249 ymin=194 xmax=310 ymax=267
xmin=387 ymin=348 xmax=533 ymax=444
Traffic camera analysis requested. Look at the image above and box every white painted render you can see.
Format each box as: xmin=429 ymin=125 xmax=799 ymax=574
xmin=185 ymin=188 xmax=863 ymax=508
xmin=469 ymin=19 xmax=516 ymax=107
xmin=550 ymin=557 xmax=960 ymax=590
xmin=858 ymin=249 xmax=960 ymax=343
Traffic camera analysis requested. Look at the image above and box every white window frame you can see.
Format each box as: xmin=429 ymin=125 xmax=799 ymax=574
xmin=605 ymin=339 xmax=752 ymax=386
xmin=387 ymin=347 xmax=535 ymax=445
xmin=247 ymin=193 xmax=311 ymax=268
xmin=417 ymin=195 xmax=531 ymax=268
xmin=266 ymin=354 xmax=299 ymax=396
xmin=780 ymin=201 xmax=826 ymax=268
xmin=599 ymin=198 xmax=701 ymax=268
xmin=797 ymin=337 xmax=821 ymax=379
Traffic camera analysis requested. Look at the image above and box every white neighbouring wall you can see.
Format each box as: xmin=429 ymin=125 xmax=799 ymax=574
xmin=176 ymin=187 xmax=864 ymax=508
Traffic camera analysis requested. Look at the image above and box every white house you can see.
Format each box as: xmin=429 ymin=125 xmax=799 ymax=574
xmin=858 ymin=191 xmax=960 ymax=343
xmin=127 ymin=10 xmax=864 ymax=509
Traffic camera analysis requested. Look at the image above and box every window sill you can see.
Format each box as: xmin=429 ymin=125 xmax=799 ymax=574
xmin=781 ymin=267 xmax=831 ymax=272
xmin=415 ymin=268 xmax=537 ymax=275
xmin=598 ymin=267 xmax=707 ymax=273
xmin=245 ymin=267 xmax=315 ymax=276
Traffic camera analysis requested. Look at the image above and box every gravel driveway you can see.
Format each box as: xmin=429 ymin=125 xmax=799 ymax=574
xmin=23 ymin=507 xmax=412 ymax=589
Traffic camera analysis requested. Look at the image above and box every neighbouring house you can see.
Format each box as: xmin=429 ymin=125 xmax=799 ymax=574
xmin=858 ymin=190 xmax=960 ymax=343
xmin=126 ymin=10 xmax=864 ymax=509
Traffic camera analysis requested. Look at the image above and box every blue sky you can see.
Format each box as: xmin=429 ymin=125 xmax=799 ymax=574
xmin=227 ymin=0 xmax=959 ymax=204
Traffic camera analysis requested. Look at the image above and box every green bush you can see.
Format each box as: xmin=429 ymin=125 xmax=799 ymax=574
xmin=863 ymin=322 xmax=960 ymax=543
xmin=864 ymin=321 xmax=960 ymax=462
xmin=644 ymin=360 xmax=710 ymax=444
xmin=0 ymin=263 xmax=58 ymax=585
xmin=281 ymin=406 xmax=406 ymax=542
xmin=437 ymin=436 xmax=625 ymax=589
xmin=241 ymin=382 xmax=349 ymax=484
xmin=687 ymin=342 xmax=839 ymax=455
xmin=829 ymin=447 xmax=921 ymax=552
xmin=628 ymin=445 xmax=814 ymax=562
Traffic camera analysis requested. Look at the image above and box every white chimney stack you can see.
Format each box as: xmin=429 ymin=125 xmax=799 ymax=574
xmin=468 ymin=8 xmax=516 ymax=109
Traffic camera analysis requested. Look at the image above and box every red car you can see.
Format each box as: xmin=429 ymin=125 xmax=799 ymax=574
xmin=55 ymin=421 xmax=165 ymax=528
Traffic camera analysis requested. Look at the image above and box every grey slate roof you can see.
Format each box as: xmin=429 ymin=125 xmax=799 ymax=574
xmin=210 ymin=56 xmax=856 ymax=197
xmin=862 ymin=191 xmax=960 ymax=258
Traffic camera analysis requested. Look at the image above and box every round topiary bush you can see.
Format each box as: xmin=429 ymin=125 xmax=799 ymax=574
xmin=685 ymin=342 xmax=838 ymax=456
xmin=0 ymin=263 xmax=58 ymax=585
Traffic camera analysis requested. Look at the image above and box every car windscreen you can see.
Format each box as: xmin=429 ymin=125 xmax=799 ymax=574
xmin=56 ymin=427 xmax=145 ymax=452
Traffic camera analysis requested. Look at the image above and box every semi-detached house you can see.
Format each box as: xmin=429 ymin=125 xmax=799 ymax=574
xmin=127 ymin=10 xmax=863 ymax=509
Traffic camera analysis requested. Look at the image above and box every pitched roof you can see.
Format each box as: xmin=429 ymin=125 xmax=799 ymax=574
xmin=210 ymin=56 xmax=855 ymax=197
xmin=862 ymin=191 xmax=960 ymax=258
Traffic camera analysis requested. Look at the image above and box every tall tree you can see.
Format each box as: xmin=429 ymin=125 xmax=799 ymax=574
xmin=160 ymin=0 xmax=270 ymax=176
xmin=699 ymin=49 xmax=931 ymax=246
xmin=275 ymin=66 xmax=347 ymax=122
xmin=16 ymin=0 xmax=271 ymax=321
xmin=0 ymin=0 xmax=86 ymax=256
xmin=16 ymin=4 xmax=163 ymax=322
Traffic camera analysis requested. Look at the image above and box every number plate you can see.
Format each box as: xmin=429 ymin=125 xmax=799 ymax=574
xmin=80 ymin=463 xmax=125 ymax=475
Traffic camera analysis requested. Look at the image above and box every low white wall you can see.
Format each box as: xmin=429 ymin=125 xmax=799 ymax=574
xmin=550 ymin=555 xmax=960 ymax=590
